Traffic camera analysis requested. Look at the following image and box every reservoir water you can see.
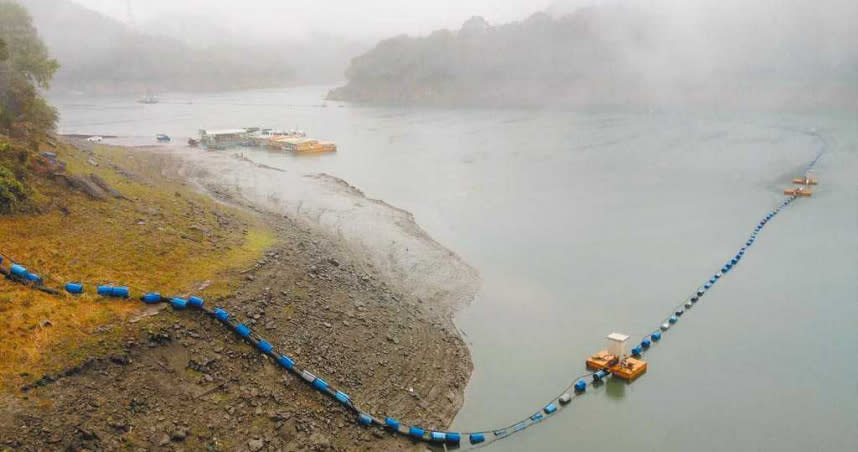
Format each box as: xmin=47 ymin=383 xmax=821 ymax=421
xmin=51 ymin=86 xmax=858 ymax=451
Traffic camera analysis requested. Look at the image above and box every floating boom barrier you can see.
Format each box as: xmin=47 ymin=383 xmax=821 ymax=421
xmin=0 ymin=132 xmax=826 ymax=449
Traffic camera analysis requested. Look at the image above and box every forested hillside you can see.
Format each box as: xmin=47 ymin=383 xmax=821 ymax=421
xmin=17 ymin=0 xmax=297 ymax=93
xmin=329 ymin=3 xmax=858 ymax=109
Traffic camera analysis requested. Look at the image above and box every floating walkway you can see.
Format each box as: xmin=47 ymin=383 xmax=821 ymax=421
xmin=0 ymin=133 xmax=826 ymax=449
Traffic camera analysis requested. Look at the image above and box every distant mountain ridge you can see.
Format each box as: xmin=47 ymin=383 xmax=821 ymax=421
xmin=17 ymin=0 xmax=297 ymax=94
xmin=328 ymin=3 xmax=858 ymax=109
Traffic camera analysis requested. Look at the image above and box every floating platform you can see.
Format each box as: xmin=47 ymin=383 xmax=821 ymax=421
xmin=792 ymin=177 xmax=818 ymax=185
xmin=609 ymin=357 xmax=648 ymax=381
xmin=586 ymin=350 xmax=647 ymax=381
xmin=783 ymin=187 xmax=813 ymax=197
xmin=586 ymin=350 xmax=619 ymax=371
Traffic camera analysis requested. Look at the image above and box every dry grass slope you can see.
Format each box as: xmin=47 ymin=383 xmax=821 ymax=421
xmin=0 ymin=140 xmax=275 ymax=389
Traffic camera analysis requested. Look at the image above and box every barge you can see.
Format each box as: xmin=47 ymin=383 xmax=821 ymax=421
xmin=198 ymin=127 xmax=336 ymax=154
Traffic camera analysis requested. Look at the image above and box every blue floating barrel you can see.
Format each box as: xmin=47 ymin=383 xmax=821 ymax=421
xmin=278 ymin=355 xmax=294 ymax=370
xmin=470 ymin=433 xmax=485 ymax=444
xmin=544 ymin=403 xmax=557 ymax=414
xmin=171 ymin=297 xmax=188 ymax=310
xmin=313 ymin=377 xmax=329 ymax=392
xmin=669 ymin=315 xmax=678 ymax=324
xmin=709 ymin=277 xmax=716 ymax=284
xmin=716 ymin=272 xmax=722 ymax=278
xmin=675 ymin=309 xmax=684 ymax=316
xmin=65 ymin=283 xmax=84 ymax=294
xmin=409 ymin=426 xmax=425 ymax=439
xmin=726 ymin=262 xmax=733 ymax=269
xmin=746 ymin=240 xmax=752 ymax=246
xmin=575 ymin=379 xmax=587 ymax=392
xmin=385 ymin=417 xmax=400 ymax=430
xmin=690 ymin=296 xmax=699 ymax=303
xmin=722 ymin=266 xmax=729 ymax=272
xmin=731 ymin=258 xmax=738 ymax=265
xmin=704 ymin=282 xmax=712 ymax=289
xmin=96 ymin=285 xmax=130 ymax=298
xmin=631 ymin=346 xmax=642 ymax=357
xmin=593 ymin=370 xmax=608 ymax=381
xmin=10 ymin=264 xmax=27 ymax=278
xmin=213 ymin=308 xmax=229 ymax=321
xmin=188 ymin=296 xmax=204 ymax=308
xmin=641 ymin=338 xmax=652 ymax=348
xmin=335 ymin=390 xmax=350 ymax=404
xmin=256 ymin=340 xmax=273 ymax=354
xmin=446 ymin=432 xmax=461 ymax=445
xmin=652 ymin=331 xmax=662 ymax=341
xmin=530 ymin=413 xmax=544 ymax=422
xmin=697 ymin=289 xmax=705 ymax=296
xmin=0 ymin=256 xmax=2 ymax=264
xmin=430 ymin=432 xmax=446 ymax=442
xmin=141 ymin=292 xmax=161 ymax=303
xmin=26 ymin=272 xmax=41 ymax=283
xmin=358 ymin=413 xmax=372 ymax=426
xmin=235 ymin=323 xmax=251 ymax=338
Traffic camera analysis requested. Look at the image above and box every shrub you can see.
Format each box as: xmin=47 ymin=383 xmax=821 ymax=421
xmin=0 ymin=163 xmax=26 ymax=213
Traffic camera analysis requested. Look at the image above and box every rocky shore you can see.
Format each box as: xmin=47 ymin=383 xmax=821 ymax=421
xmin=0 ymin=142 xmax=474 ymax=451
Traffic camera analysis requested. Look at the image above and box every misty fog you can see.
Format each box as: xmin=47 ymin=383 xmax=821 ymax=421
xmin=72 ymin=0 xmax=551 ymax=42
xmin=18 ymin=0 xmax=858 ymax=104
xmin=3 ymin=1 xmax=858 ymax=451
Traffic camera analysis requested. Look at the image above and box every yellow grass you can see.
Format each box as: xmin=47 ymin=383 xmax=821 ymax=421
xmin=0 ymin=141 xmax=276 ymax=389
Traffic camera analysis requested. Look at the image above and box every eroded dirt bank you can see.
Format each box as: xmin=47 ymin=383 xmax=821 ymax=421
xmin=170 ymin=148 xmax=481 ymax=320
xmin=0 ymin=142 xmax=475 ymax=451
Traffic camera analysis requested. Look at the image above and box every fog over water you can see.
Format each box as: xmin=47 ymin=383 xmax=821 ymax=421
xmin=40 ymin=0 xmax=858 ymax=450
xmin=51 ymin=85 xmax=858 ymax=451
xmin=27 ymin=0 xmax=855 ymax=107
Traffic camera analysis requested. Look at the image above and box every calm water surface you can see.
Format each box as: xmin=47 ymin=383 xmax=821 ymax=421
xmin=51 ymin=86 xmax=858 ymax=451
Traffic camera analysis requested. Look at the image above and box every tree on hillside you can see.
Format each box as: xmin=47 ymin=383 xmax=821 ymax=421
xmin=0 ymin=0 xmax=59 ymax=138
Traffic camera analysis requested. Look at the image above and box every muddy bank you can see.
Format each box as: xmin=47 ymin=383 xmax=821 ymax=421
xmin=0 ymin=141 xmax=475 ymax=451
xmin=170 ymin=148 xmax=481 ymax=323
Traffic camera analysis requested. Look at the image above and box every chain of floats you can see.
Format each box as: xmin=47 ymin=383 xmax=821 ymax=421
xmin=0 ymin=135 xmax=825 ymax=449
xmin=0 ymin=192 xmax=806 ymax=448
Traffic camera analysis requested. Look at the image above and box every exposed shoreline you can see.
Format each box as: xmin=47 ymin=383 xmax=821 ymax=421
xmin=168 ymin=146 xmax=482 ymax=323
xmin=0 ymin=139 xmax=477 ymax=451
